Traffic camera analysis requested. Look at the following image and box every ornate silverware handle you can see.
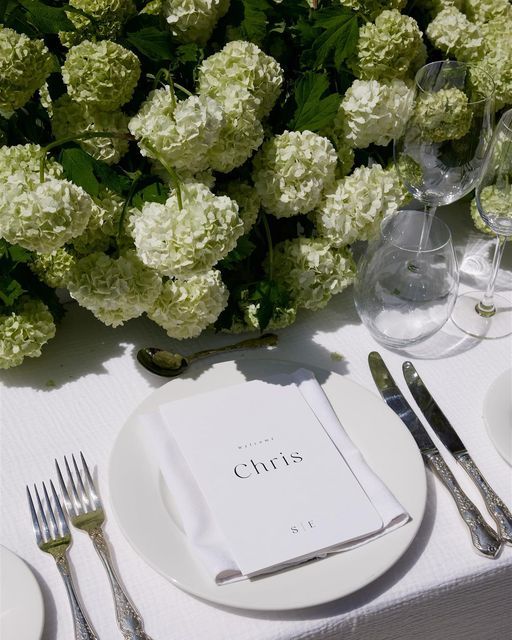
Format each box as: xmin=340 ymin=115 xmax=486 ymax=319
xmin=55 ymin=554 xmax=98 ymax=640
xmin=426 ymin=451 xmax=502 ymax=558
xmin=90 ymin=527 xmax=152 ymax=640
xmin=458 ymin=453 xmax=512 ymax=544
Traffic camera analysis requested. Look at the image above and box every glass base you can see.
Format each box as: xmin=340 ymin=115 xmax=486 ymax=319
xmin=451 ymin=291 xmax=512 ymax=339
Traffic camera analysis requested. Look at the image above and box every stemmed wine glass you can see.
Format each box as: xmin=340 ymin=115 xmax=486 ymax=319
xmin=394 ymin=60 xmax=495 ymax=250
xmin=451 ymin=108 xmax=512 ymax=339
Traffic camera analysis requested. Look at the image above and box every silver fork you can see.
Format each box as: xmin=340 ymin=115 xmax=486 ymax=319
xmin=56 ymin=453 xmax=152 ymax=640
xmin=27 ymin=481 xmax=98 ymax=640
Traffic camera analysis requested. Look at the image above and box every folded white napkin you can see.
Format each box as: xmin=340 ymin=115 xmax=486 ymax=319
xmin=138 ymin=369 xmax=409 ymax=584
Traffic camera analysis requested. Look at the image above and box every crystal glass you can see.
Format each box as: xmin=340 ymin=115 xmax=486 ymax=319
xmin=451 ymin=108 xmax=512 ymax=339
xmin=394 ymin=60 xmax=495 ymax=247
xmin=354 ymin=210 xmax=459 ymax=348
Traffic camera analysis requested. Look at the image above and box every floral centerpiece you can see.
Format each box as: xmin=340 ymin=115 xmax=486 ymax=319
xmin=0 ymin=0 xmax=510 ymax=369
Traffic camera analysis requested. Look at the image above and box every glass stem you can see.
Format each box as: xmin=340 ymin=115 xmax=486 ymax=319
xmin=418 ymin=203 xmax=437 ymax=252
xmin=475 ymin=235 xmax=506 ymax=318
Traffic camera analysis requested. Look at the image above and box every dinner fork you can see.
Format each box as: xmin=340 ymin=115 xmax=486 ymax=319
xmin=27 ymin=482 xmax=98 ymax=640
xmin=56 ymin=453 xmax=152 ymax=640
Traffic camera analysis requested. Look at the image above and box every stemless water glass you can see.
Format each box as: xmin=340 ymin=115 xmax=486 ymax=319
xmin=451 ymin=108 xmax=512 ymax=339
xmin=354 ymin=210 xmax=459 ymax=348
xmin=394 ymin=60 xmax=495 ymax=247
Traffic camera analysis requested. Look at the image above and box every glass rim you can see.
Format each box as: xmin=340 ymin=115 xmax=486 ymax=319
xmin=380 ymin=210 xmax=453 ymax=253
xmin=414 ymin=60 xmax=495 ymax=106
xmin=499 ymin=108 xmax=512 ymax=133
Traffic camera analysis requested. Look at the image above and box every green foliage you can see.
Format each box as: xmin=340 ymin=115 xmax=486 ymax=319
xmin=219 ymin=236 xmax=256 ymax=270
xmin=310 ymin=6 xmax=359 ymax=68
xmin=125 ymin=27 xmax=174 ymax=61
xmin=17 ymin=0 xmax=75 ymax=33
xmin=289 ymin=71 xmax=341 ymax=132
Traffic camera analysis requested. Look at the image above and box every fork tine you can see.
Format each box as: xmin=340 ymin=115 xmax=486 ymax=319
xmin=80 ymin=452 xmax=101 ymax=510
xmin=72 ymin=454 xmax=91 ymax=511
xmin=26 ymin=486 xmax=43 ymax=546
xmin=50 ymin=480 xmax=70 ymax=536
xmin=55 ymin=459 xmax=76 ymax=517
xmin=33 ymin=484 xmax=50 ymax=542
xmin=64 ymin=455 xmax=83 ymax=515
xmin=42 ymin=482 xmax=59 ymax=539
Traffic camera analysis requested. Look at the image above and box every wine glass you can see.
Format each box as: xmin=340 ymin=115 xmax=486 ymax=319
xmin=394 ymin=60 xmax=495 ymax=249
xmin=451 ymin=108 xmax=512 ymax=339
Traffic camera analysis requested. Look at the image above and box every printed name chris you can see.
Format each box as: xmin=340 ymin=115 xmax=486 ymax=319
xmin=233 ymin=451 xmax=304 ymax=478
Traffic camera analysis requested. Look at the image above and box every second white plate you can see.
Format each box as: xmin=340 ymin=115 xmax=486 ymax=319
xmin=108 ymin=357 xmax=426 ymax=611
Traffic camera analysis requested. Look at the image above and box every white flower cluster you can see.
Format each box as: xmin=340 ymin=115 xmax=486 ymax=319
xmin=0 ymin=27 xmax=53 ymax=112
xmin=70 ymin=188 xmax=126 ymax=255
xmin=148 ymin=269 xmax=228 ymax=339
xmin=426 ymin=7 xmax=484 ymax=61
xmin=414 ymin=88 xmax=472 ymax=143
xmin=60 ymin=0 xmax=136 ymax=46
xmin=340 ymin=78 xmax=413 ymax=148
xmin=67 ymin=251 xmax=162 ymax=327
xmin=268 ymin=238 xmax=356 ymax=311
xmin=315 ymin=164 xmax=409 ymax=247
xmin=220 ymin=181 xmax=260 ymax=234
xmin=338 ymin=0 xmax=406 ymax=19
xmin=130 ymin=182 xmax=243 ymax=276
xmin=30 ymin=248 xmax=77 ymax=289
xmin=0 ymin=144 xmax=63 ymax=183
xmin=252 ymin=131 xmax=337 ymax=218
xmin=162 ymin=0 xmax=229 ymax=45
xmin=0 ymin=298 xmax=56 ymax=369
xmin=471 ymin=186 xmax=512 ymax=237
xmin=62 ymin=40 xmax=140 ymax=111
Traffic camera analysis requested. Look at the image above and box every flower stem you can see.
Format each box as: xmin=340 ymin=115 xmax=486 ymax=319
xmin=261 ymin=212 xmax=273 ymax=280
xmin=117 ymin=171 xmax=142 ymax=240
xmin=174 ymin=82 xmax=193 ymax=97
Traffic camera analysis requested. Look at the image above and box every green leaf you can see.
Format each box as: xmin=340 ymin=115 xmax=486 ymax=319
xmin=131 ymin=181 xmax=169 ymax=209
xmin=125 ymin=27 xmax=174 ymax=61
xmin=311 ymin=6 xmax=358 ymax=68
xmin=240 ymin=0 xmax=271 ymax=43
xmin=247 ymin=279 xmax=289 ymax=331
xmin=0 ymin=278 xmax=26 ymax=307
xmin=18 ymin=0 xmax=75 ymax=33
xmin=289 ymin=72 xmax=341 ymax=132
xmin=175 ymin=43 xmax=203 ymax=65
xmin=92 ymin=161 xmax=132 ymax=196
xmin=219 ymin=236 xmax=256 ymax=270
xmin=60 ymin=147 xmax=100 ymax=197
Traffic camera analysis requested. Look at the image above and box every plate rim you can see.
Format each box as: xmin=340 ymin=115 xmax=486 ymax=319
xmin=108 ymin=357 xmax=427 ymax=611
xmin=483 ymin=367 xmax=512 ymax=466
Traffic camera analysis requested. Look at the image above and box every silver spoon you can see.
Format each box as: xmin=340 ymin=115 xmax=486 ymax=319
xmin=137 ymin=333 xmax=278 ymax=377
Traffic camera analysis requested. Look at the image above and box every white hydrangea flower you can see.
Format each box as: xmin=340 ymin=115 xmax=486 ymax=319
xmin=208 ymin=106 xmax=264 ymax=173
xmin=338 ymin=0 xmax=406 ymax=18
xmin=353 ymin=9 xmax=426 ymax=81
xmin=0 ymin=298 xmax=56 ymax=369
xmin=198 ymin=40 xmax=283 ymax=118
xmin=223 ymin=289 xmax=297 ymax=334
xmin=71 ymin=188 xmax=126 ymax=255
xmin=267 ymin=237 xmax=356 ymax=311
xmin=0 ymin=144 xmax=63 ymax=184
xmin=252 ymin=131 xmax=337 ymax=218
xmin=476 ymin=33 xmax=512 ymax=110
xmin=340 ymin=78 xmax=413 ymax=148
xmin=0 ymin=177 xmax=95 ymax=253
xmin=130 ymin=181 xmax=243 ymax=277
xmin=414 ymin=88 xmax=472 ymax=142
xmin=148 ymin=269 xmax=228 ymax=339
xmin=51 ymin=95 xmax=130 ymax=165
xmin=0 ymin=27 xmax=53 ymax=112
xmin=30 ymin=248 xmax=77 ymax=289
xmin=129 ymin=88 xmax=224 ymax=174
xmin=315 ymin=164 xmax=409 ymax=247
xmin=67 ymin=250 xmax=162 ymax=327
xmin=426 ymin=7 xmax=484 ymax=62
xmin=464 ymin=0 xmax=511 ymax=23
xmin=60 ymin=0 xmax=136 ymax=46
xmin=471 ymin=186 xmax=512 ymax=237
xmin=162 ymin=0 xmax=229 ymax=45
xmin=220 ymin=181 xmax=260 ymax=234
xmin=62 ymin=40 xmax=141 ymax=111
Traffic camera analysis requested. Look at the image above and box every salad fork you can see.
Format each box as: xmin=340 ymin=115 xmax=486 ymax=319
xmin=27 ymin=482 xmax=98 ymax=640
xmin=56 ymin=453 xmax=152 ymax=640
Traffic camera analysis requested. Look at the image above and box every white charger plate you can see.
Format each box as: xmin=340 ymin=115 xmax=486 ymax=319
xmin=483 ymin=368 xmax=512 ymax=466
xmin=0 ymin=546 xmax=44 ymax=640
xmin=108 ymin=357 xmax=427 ymax=611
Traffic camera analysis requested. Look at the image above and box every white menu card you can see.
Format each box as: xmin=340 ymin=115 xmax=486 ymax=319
xmin=157 ymin=378 xmax=384 ymax=578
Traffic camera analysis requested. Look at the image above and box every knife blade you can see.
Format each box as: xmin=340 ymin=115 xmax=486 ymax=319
xmin=403 ymin=360 xmax=512 ymax=544
xmin=368 ymin=352 xmax=501 ymax=558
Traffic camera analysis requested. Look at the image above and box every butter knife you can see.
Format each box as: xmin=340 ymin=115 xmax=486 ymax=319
xmin=368 ymin=352 xmax=501 ymax=558
xmin=403 ymin=360 xmax=512 ymax=544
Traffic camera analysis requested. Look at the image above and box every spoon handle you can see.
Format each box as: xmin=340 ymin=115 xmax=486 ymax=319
xmin=188 ymin=333 xmax=278 ymax=363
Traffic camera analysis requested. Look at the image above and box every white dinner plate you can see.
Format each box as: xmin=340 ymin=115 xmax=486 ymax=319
xmin=0 ymin=546 xmax=44 ymax=640
xmin=109 ymin=357 xmax=427 ymax=611
xmin=483 ymin=368 xmax=512 ymax=466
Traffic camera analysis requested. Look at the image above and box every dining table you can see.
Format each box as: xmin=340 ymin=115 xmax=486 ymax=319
xmin=1 ymin=202 xmax=511 ymax=640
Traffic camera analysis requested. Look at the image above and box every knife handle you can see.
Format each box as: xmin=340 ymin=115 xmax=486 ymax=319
xmin=425 ymin=451 xmax=502 ymax=558
xmin=457 ymin=453 xmax=512 ymax=545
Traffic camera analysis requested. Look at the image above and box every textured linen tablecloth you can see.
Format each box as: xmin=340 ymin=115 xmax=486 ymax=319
xmin=1 ymin=205 xmax=511 ymax=640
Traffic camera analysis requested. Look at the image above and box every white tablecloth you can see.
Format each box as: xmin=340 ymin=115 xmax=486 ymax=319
xmin=1 ymin=205 xmax=511 ymax=640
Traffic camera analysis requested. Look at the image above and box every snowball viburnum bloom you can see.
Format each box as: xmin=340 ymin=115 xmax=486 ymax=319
xmin=471 ymin=186 xmax=512 ymax=237
xmin=414 ymin=88 xmax=473 ymax=142
xmin=0 ymin=27 xmax=53 ymax=112
xmin=60 ymin=0 xmax=136 ymax=46
xmin=354 ymin=9 xmax=426 ymax=81
xmin=252 ymin=131 xmax=338 ymax=218
xmin=220 ymin=181 xmax=260 ymax=234
xmin=426 ymin=7 xmax=484 ymax=62
xmin=148 ymin=269 xmax=229 ymax=339
xmin=162 ymin=0 xmax=229 ymax=45
xmin=0 ymin=298 xmax=56 ymax=369
xmin=130 ymin=182 xmax=243 ymax=277
xmin=30 ymin=248 xmax=77 ymax=289
xmin=198 ymin=40 xmax=283 ymax=118
xmin=267 ymin=237 xmax=356 ymax=311
xmin=71 ymin=188 xmax=126 ymax=255
xmin=62 ymin=40 xmax=141 ymax=111
xmin=464 ymin=0 xmax=511 ymax=23
xmin=338 ymin=0 xmax=406 ymax=19
xmin=0 ymin=177 xmax=95 ymax=253
xmin=0 ymin=144 xmax=63 ymax=184
xmin=129 ymin=88 xmax=224 ymax=174
xmin=315 ymin=164 xmax=409 ymax=247
xmin=340 ymin=78 xmax=413 ymax=148
xmin=476 ymin=31 xmax=512 ymax=110
xmin=67 ymin=251 xmax=162 ymax=327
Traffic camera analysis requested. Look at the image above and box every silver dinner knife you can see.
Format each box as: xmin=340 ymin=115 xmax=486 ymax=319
xmin=368 ymin=352 xmax=501 ymax=558
xmin=402 ymin=360 xmax=512 ymax=545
